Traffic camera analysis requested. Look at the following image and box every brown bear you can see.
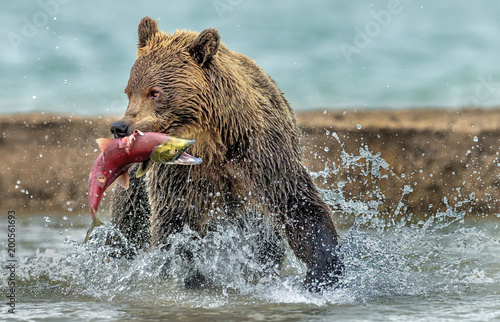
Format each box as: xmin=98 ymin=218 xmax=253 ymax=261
xmin=109 ymin=17 xmax=343 ymax=292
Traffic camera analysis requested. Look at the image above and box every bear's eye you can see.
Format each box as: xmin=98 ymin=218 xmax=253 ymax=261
xmin=148 ymin=90 xmax=160 ymax=100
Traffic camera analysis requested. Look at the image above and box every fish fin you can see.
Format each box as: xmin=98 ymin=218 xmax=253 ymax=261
xmin=136 ymin=159 xmax=153 ymax=178
xmin=116 ymin=172 xmax=130 ymax=189
xmin=84 ymin=226 xmax=93 ymax=243
xmin=84 ymin=213 xmax=104 ymax=243
xmin=96 ymin=138 xmax=113 ymax=152
xmin=94 ymin=214 xmax=104 ymax=227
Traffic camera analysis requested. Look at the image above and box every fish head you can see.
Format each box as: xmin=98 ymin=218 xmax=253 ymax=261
xmin=136 ymin=135 xmax=202 ymax=177
xmin=151 ymin=137 xmax=198 ymax=164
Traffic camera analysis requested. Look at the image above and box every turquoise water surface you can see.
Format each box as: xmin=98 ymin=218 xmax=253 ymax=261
xmin=2 ymin=0 xmax=500 ymax=115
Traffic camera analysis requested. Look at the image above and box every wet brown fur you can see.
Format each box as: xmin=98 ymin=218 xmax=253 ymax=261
xmin=111 ymin=17 xmax=342 ymax=291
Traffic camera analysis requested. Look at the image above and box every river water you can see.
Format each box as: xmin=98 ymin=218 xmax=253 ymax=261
xmin=1 ymin=148 xmax=499 ymax=321
xmin=2 ymin=1 xmax=500 ymax=114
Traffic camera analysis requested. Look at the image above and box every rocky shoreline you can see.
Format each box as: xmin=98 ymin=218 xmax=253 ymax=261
xmin=1 ymin=109 xmax=499 ymax=223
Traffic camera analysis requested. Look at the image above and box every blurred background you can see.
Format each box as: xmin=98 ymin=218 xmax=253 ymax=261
xmin=2 ymin=0 xmax=500 ymax=115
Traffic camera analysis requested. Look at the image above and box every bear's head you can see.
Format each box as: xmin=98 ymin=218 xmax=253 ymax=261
xmin=110 ymin=17 xmax=223 ymax=157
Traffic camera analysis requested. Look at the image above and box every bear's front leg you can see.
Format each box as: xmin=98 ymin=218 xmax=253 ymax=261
xmin=110 ymin=164 xmax=152 ymax=251
xmin=146 ymin=164 xmax=220 ymax=288
xmin=285 ymin=206 xmax=343 ymax=292
xmin=282 ymin=168 xmax=344 ymax=292
xmin=146 ymin=165 xmax=216 ymax=245
xmin=301 ymin=217 xmax=343 ymax=292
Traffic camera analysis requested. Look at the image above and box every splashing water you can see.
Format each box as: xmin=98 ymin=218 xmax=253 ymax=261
xmin=312 ymin=135 xmax=499 ymax=306
xmin=1 ymin=139 xmax=499 ymax=320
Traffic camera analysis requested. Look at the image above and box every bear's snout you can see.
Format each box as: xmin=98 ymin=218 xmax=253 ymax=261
xmin=110 ymin=120 xmax=130 ymax=138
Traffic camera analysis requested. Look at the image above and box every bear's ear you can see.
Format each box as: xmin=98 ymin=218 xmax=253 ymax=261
xmin=189 ymin=28 xmax=220 ymax=66
xmin=138 ymin=17 xmax=159 ymax=49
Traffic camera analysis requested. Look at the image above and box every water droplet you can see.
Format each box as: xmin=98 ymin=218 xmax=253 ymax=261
xmin=44 ymin=216 xmax=51 ymax=222
xmin=32 ymin=96 xmax=37 ymax=99
xmin=324 ymin=147 xmax=329 ymax=152
xmin=473 ymin=136 xmax=478 ymax=142
xmin=357 ymin=124 xmax=362 ymax=129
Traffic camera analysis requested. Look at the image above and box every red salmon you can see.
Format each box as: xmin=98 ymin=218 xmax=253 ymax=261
xmin=85 ymin=130 xmax=201 ymax=242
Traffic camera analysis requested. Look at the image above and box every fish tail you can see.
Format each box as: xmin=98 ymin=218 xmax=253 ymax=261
xmin=84 ymin=212 xmax=104 ymax=243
